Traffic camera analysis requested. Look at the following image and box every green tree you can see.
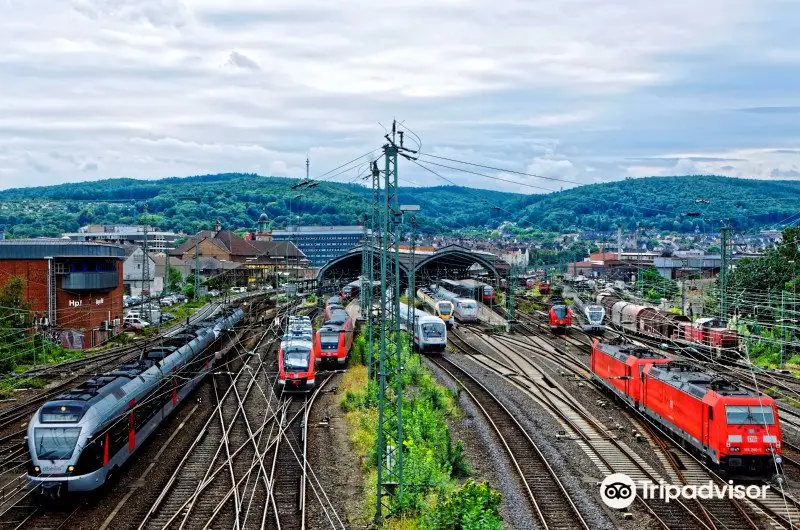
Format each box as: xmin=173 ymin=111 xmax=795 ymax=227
xmin=166 ymin=267 xmax=183 ymax=292
xmin=0 ymin=277 xmax=33 ymax=372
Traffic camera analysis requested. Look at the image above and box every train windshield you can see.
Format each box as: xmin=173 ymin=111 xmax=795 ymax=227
xmin=588 ymin=310 xmax=603 ymax=322
xmin=437 ymin=303 xmax=452 ymax=315
xmin=320 ymin=332 xmax=340 ymax=350
xmin=553 ymin=306 xmax=568 ymax=319
xmin=284 ymin=349 xmax=310 ymax=371
xmin=460 ymin=302 xmax=477 ymax=311
xmin=422 ymin=323 xmax=446 ymax=338
xmin=725 ymin=405 xmax=775 ymax=425
xmin=34 ymin=427 xmax=81 ymax=460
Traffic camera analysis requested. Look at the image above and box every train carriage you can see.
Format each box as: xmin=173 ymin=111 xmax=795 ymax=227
xmin=549 ymin=302 xmax=572 ymax=333
xmin=278 ymin=337 xmax=316 ymax=392
xmin=417 ymin=288 xmax=455 ymax=328
xmin=433 ymin=286 xmax=478 ymax=323
xmin=314 ymin=299 xmax=354 ymax=364
xmin=27 ymin=308 xmax=244 ymax=495
xmin=395 ymin=300 xmax=447 ymax=353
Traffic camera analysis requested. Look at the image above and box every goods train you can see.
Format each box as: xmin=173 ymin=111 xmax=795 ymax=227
xmin=416 ymin=288 xmax=455 ymax=327
xmin=433 ymin=286 xmax=478 ymax=323
xmin=596 ymin=291 xmax=738 ymax=357
xmin=549 ymin=297 xmax=572 ymax=333
xmin=27 ymin=306 xmax=245 ymax=495
xmin=395 ymin=300 xmax=448 ymax=353
xmin=591 ymin=340 xmax=783 ymax=477
xmin=440 ymin=279 xmax=495 ymax=304
xmin=314 ymin=297 xmax=354 ymax=364
xmin=278 ymin=314 xmax=316 ymax=392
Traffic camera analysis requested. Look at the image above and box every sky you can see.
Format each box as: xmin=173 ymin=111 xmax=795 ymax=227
xmin=0 ymin=0 xmax=798 ymax=193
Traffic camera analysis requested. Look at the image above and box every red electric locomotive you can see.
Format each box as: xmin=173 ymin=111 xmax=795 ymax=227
xmin=549 ymin=303 xmax=572 ymax=333
xmin=538 ymin=282 xmax=550 ymax=295
xmin=590 ymin=339 xmax=783 ymax=477
xmin=314 ymin=303 xmax=354 ymax=365
xmin=278 ymin=326 xmax=315 ymax=392
xmin=641 ymin=362 xmax=782 ymax=476
xmin=590 ymin=340 xmax=671 ymax=407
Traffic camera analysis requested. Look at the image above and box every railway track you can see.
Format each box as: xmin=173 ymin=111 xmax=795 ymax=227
xmin=428 ymin=354 xmax=589 ymax=529
xmin=488 ymin=315 xmax=800 ymax=528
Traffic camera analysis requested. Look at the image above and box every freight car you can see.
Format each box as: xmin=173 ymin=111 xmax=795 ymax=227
xmin=314 ymin=299 xmax=354 ymax=364
xmin=27 ymin=307 xmax=244 ymax=495
xmin=591 ymin=340 xmax=783 ymax=477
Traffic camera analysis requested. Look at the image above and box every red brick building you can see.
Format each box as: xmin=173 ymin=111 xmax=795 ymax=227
xmin=0 ymin=240 xmax=125 ymax=348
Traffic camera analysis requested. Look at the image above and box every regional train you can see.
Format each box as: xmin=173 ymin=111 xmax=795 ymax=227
xmin=394 ymin=300 xmax=448 ymax=353
xmin=278 ymin=313 xmax=316 ymax=392
xmin=416 ymin=287 xmax=455 ymax=327
xmin=440 ymin=279 xmax=495 ymax=305
xmin=591 ymin=340 xmax=783 ymax=477
xmin=433 ymin=286 xmax=478 ymax=323
xmin=27 ymin=306 xmax=245 ymax=495
xmin=314 ymin=297 xmax=354 ymax=364
xmin=581 ymin=304 xmax=605 ymax=335
xmin=549 ymin=297 xmax=572 ymax=333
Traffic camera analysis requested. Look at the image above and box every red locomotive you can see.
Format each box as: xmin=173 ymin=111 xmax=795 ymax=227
xmin=549 ymin=303 xmax=572 ymax=333
xmin=525 ymin=278 xmax=536 ymax=289
xmin=278 ymin=334 xmax=315 ymax=392
xmin=679 ymin=318 xmax=739 ymax=354
xmin=314 ymin=299 xmax=354 ymax=365
xmin=592 ymin=340 xmax=783 ymax=477
xmin=538 ymin=282 xmax=550 ymax=295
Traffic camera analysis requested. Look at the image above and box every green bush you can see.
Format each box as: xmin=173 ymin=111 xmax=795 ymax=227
xmin=423 ymin=480 xmax=502 ymax=530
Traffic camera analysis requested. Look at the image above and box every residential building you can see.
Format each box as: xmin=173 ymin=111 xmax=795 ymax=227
xmin=0 ymin=240 xmax=125 ymax=348
xmin=122 ymin=245 xmax=163 ymax=297
xmin=63 ymin=224 xmax=182 ymax=253
xmin=271 ymin=225 xmax=365 ymax=266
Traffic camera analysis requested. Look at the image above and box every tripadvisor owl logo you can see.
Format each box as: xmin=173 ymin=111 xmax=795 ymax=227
xmin=600 ymin=473 xmax=637 ymax=509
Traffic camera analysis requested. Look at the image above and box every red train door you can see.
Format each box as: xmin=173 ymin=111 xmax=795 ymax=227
xmin=128 ymin=399 xmax=136 ymax=452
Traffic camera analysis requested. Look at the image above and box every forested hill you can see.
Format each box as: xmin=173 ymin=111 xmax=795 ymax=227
xmin=0 ymin=173 xmax=796 ymax=238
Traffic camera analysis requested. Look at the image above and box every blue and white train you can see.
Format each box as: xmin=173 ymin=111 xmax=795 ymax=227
xmin=26 ymin=306 xmax=245 ymax=495
xmin=392 ymin=301 xmax=448 ymax=353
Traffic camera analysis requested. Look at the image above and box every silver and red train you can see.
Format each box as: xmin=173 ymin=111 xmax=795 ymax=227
xmin=591 ymin=340 xmax=783 ymax=477
xmin=314 ymin=296 xmax=354 ymax=364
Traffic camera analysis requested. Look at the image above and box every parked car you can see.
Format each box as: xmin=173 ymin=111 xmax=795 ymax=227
xmin=123 ymin=315 xmax=150 ymax=331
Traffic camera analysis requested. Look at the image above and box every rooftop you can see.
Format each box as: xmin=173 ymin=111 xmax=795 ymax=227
xmin=0 ymin=239 xmax=125 ymax=259
xmin=272 ymin=225 xmax=364 ymax=234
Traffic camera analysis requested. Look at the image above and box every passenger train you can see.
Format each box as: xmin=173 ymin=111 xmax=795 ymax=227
xmin=591 ymin=340 xmax=783 ymax=477
xmin=314 ymin=297 xmax=354 ymax=364
xmin=433 ymin=286 xmax=478 ymax=323
xmin=341 ymin=280 xmax=360 ymax=301
xmin=278 ymin=313 xmax=316 ymax=392
xmin=440 ymin=279 xmax=495 ymax=305
xmin=416 ymin=287 xmax=454 ymax=327
xmin=549 ymin=297 xmax=572 ymax=333
xmin=394 ymin=300 xmax=448 ymax=353
xmin=27 ymin=306 xmax=245 ymax=495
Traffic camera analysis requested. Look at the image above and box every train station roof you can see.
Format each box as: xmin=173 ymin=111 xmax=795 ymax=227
xmin=316 ymin=244 xmax=510 ymax=285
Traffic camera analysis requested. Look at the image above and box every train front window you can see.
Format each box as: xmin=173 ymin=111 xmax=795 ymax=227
xmin=553 ymin=306 xmax=568 ymax=319
xmin=588 ymin=311 xmax=603 ymax=322
xmin=35 ymin=427 xmax=81 ymax=460
xmin=284 ymin=349 xmax=310 ymax=371
xmin=320 ymin=332 xmax=339 ymax=351
xmin=438 ymin=304 xmax=451 ymax=315
xmin=422 ymin=323 xmax=445 ymax=338
xmin=40 ymin=404 xmax=86 ymax=423
xmin=725 ymin=405 xmax=776 ymax=425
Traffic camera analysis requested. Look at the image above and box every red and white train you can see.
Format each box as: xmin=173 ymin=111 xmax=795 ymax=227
xmin=278 ymin=315 xmax=315 ymax=392
xmin=591 ymin=340 xmax=783 ymax=477
xmin=549 ymin=302 xmax=572 ymax=333
xmin=314 ymin=297 xmax=354 ymax=364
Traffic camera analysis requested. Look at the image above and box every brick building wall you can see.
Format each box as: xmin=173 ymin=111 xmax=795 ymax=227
xmin=0 ymin=259 xmax=124 ymax=347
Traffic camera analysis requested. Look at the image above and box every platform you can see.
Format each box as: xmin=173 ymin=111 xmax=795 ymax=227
xmin=477 ymin=302 xmax=507 ymax=327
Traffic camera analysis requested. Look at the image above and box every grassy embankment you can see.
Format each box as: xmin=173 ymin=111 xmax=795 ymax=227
xmin=338 ymin=331 xmax=502 ymax=529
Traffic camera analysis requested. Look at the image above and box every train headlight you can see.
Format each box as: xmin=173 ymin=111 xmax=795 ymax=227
xmin=67 ymin=465 xmax=74 ymax=472
xmin=775 ymin=456 xmax=783 ymax=465
xmin=34 ymin=466 xmax=40 ymax=473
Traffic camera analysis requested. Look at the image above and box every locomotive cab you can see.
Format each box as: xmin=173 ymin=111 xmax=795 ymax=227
xmin=278 ymin=341 xmax=315 ymax=392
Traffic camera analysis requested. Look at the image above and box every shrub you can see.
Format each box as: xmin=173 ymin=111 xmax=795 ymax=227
xmin=423 ymin=480 xmax=502 ymax=530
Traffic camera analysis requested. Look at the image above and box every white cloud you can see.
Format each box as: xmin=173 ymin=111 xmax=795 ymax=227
xmin=0 ymin=0 xmax=797 ymax=190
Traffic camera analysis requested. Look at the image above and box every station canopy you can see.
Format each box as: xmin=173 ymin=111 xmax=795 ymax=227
xmin=317 ymin=244 xmax=510 ymax=288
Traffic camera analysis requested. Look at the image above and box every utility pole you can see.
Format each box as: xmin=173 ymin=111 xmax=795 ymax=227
xmin=376 ymin=120 xmax=414 ymax=521
xmin=360 ymin=214 xmax=370 ymax=321
xmin=719 ymin=225 xmax=731 ymax=325
xmin=194 ymin=235 xmax=200 ymax=300
xmin=141 ymin=205 xmax=151 ymax=324
xmin=507 ymin=265 xmax=516 ymax=330
xmin=367 ymin=160 xmax=380 ymax=381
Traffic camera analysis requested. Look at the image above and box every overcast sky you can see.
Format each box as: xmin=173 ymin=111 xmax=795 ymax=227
xmin=1 ymin=0 xmax=798 ymax=193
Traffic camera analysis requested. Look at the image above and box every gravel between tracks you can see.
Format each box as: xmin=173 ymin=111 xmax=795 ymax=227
xmin=306 ymin=371 xmax=365 ymax=529
xmin=447 ymin=329 xmax=666 ymax=530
